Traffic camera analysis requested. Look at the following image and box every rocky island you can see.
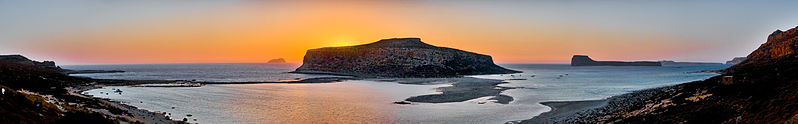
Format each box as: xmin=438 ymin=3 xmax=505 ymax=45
xmin=266 ymin=58 xmax=286 ymax=64
xmin=293 ymin=38 xmax=520 ymax=77
xmin=571 ymin=55 xmax=662 ymax=66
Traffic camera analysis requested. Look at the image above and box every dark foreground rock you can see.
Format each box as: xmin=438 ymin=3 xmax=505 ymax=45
xmin=293 ymin=38 xmax=520 ymax=77
xmin=519 ymin=26 xmax=798 ymax=123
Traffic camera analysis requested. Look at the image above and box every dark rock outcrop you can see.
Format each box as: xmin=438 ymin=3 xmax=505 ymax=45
xmin=570 ymin=55 xmax=661 ymax=66
xmin=725 ymin=57 xmax=746 ymax=65
xmin=293 ymin=38 xmax=520 ymax=77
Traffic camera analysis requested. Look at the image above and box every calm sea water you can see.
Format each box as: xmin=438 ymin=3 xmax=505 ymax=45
xmin=63 ymin=64 xmax=729 ymax=124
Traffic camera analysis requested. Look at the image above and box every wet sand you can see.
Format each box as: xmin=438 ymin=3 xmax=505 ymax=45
xmin=513 ymin=100 xmax=607 ymax=124
xmin=66 ymin=87 xmax=182 ymax=124
xmin=380 ymin=77 xmax=521 ymax=104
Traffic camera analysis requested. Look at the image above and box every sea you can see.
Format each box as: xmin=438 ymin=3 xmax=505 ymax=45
xmin=62 ymin=63 xmax=729 ymax=124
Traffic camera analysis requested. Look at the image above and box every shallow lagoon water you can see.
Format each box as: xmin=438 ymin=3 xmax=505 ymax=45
xmin=71 ymin=64 xmax=729 ymax=123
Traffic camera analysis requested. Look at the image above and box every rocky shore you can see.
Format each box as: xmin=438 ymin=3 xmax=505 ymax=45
xmin=0 ymin=58 xmax=185 ymax=123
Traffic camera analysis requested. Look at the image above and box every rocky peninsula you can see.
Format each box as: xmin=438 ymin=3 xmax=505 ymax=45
xmin=725 ymin=57 xmax=746 ymax=65
xmin=519 ymin=26 xmax=798 ymax=123
xmin=0 ymin=54 xmax=124 ymax=74
xmin=571 ymin=55 xmax=662 ymax=66
xmin=293 ymin=38 xmax=520 ymax=77
xmin=0 ymin=55 xmax=183 ymax=123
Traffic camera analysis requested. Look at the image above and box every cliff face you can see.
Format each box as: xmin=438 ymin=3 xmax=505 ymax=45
xmin=294 ymin=38 xmax=520 ymax=77
xmin=542 ymin=26 xmax=798 ymax=123
xmin=571 ymin=55 xmax=661 ymax=66
xmin=726 ymin=27 xmax=798 ymax=73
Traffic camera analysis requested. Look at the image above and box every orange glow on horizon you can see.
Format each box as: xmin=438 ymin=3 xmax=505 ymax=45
xmin=19 ymin=1 xmax=709 ymax=65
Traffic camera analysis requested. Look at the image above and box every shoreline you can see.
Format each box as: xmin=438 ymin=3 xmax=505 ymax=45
xmin=510 ymin=100 xmax=607 ymax=124
xmin=372 ymin=77 xmax=523 ymax=104
xmin=512 ymin=79 xmax=689 ymax=123
xmin=67 ymin=82 xmax=184 ymax=124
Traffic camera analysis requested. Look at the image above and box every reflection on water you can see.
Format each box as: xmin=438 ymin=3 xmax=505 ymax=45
xmin=86 ymin=83 xmax=405 ymax=123
xmin=81 ymin=64 xmax=730 ymax=123
xmin=230 ymin=83 xmax=394 ymax=123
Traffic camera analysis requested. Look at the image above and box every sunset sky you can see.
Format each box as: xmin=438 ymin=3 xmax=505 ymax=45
xmin=1 ymin=1 xmax=797 ymax=65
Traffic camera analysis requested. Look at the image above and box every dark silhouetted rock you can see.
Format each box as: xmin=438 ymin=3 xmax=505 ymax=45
xmin=393 ymin=101 xmax=411 ymax=104
xmin=570 ymin=55 xmax=661 ymax=66
xmin=293 ymin=38 xmax=520 ymax=77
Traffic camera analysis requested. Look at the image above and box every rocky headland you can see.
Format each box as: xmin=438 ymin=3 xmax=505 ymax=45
xmin=571 ymin=55 xmax=662 ymax=66
xmin=293 ymin=38 xmax=520 ymax=77
xmin=0 ymin=54 xmax=124 ymax=74
xmin=725 ymin=57 xmax=746 ymax=65
xmin=0 ymin=56 xmax=183 ymax=124
xmin=519 ymin=26 xmax=798 ymax=123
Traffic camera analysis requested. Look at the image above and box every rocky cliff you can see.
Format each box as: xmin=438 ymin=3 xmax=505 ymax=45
xmin=571 ymin=55 xmax=661 ymax=66
xmin=725 ymin=27 xmax=798 ymax=73
xmin=293 ymin=38 xmax=520 ymax=77
xmin=531 ymin=26 xmax=798 ymax=123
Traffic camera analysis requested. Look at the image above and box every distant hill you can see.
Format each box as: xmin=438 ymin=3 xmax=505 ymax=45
xmin=725 ymin=57 xmax=746 ymax=65
xmin=0 ymin=55 xmax=57 ymax=69
xmin=293 ymin=38 xmax=520 ymax=77
xmin=659 ymin=60 xmax=722 ymax=66
xmin=267 ymin=58 xmax=286 ymax=64
xmin=571 ymin=55 xmax=661 ymax=66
